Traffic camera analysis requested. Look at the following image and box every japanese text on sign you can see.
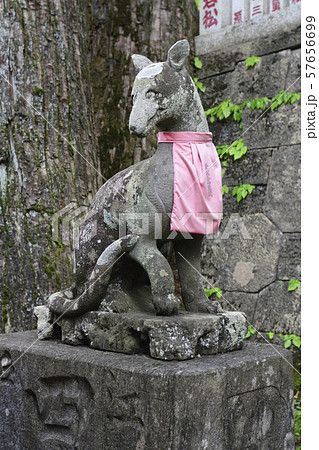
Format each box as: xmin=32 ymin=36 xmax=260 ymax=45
xmin=202 ymin=0 xmax=219 ymax=30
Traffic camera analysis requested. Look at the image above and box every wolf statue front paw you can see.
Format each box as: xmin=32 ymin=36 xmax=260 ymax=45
xmin=184 ymin=296 xmax=223 ymax=314
xmin=154 ymin=293 xmax=180 ymax=316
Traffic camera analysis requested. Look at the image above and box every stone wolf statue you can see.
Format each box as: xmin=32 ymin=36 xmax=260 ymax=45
xmin=48 ymin=40 xmax=223 ymax=318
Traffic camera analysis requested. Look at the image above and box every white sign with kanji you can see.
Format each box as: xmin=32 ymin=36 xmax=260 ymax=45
xmin=232 ymin=0 xmax=246 ymax=25
xmin=250 ymin=0 xmax=264 ymax=20
xmin=270 ymin=0 xmax=282 ymax=13
xmin=200 ymin=0 xmax=221 ymax=34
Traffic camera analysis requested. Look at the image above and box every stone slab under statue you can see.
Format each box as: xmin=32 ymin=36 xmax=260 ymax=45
xmin=34 ymin=40 xmax=247 ymax=359
xmin=35 ymin=307 xmax=246 ymax=360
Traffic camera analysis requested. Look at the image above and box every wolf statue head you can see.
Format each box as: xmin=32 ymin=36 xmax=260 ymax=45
xmin=129 ymin=40 xmax=207 ymax=137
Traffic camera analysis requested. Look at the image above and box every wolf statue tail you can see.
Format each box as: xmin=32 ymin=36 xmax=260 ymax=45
xmin=48 ymin=234 xmax=139 ymax=318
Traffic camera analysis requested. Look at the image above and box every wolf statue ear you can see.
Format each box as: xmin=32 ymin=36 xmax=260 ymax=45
xmin=131 ymin=54 xmax=153 ymax=74
xmin=167 ymin=40 xmax=190 ymax=71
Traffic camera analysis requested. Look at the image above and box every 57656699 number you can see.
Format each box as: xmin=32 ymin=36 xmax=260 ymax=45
xmin=306 ymin=16 xmax=316 ymax=78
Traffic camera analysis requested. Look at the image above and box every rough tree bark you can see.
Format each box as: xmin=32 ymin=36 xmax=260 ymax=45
xmin=0 ymin=0 xmax=198 ymax=332
xmin=0 ymin=0 xmax=101 ymax=332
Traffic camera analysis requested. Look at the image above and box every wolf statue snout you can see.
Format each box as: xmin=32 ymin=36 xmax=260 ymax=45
xmin=48 ymin=40 xmax=223 ymax=318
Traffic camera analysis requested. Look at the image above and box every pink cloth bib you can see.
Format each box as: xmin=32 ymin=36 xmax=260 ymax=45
xmin=158 ymin=131 xmax=223 ymax=235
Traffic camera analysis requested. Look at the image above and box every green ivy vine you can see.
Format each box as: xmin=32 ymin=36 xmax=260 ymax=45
xmin=205 ymin=91 xmax=301 ymax=128
xmin=245 ymin=325 xmax=301 ymax=350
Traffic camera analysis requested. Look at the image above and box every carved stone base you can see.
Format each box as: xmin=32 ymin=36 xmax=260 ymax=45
xmin=34 ymin=306 xmax=247 ymax=360
xmin=0 ymin=331 xmax=295 ymax=449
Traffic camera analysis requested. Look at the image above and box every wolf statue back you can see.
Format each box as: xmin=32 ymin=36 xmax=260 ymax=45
xmin=48 ymin=40 xmax=223 ymax=319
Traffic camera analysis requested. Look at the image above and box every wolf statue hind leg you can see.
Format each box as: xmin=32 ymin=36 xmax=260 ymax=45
xmin=129 ymin=237 xmax=180 ymax=316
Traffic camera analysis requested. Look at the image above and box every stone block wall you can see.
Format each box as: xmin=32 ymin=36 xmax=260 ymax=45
xmin=196 ymin=17 xmax=301 ymax=335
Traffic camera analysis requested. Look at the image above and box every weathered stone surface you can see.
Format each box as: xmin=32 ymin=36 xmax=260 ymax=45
xmin=197 ymin=26 xmax=300 ymax=79
xmin=33 ymin=305 xmax=56 ymax=340
xmin=34 ymin=306 xmax=247 ymax=361
xmin=218 ymin=291 xmax=258 ymax=325
xmin=254 ymin=281 xmax=301 ymax=335
xmin=207 ymin=119 xmax=242 ymax=148
xmin=0 ymin=331 xmax=295 ymax=449
xmin=264 ymin=145 xmax=301 ymax=232
xmin=202 ymin=49 xmax=292 ymax=107
xmin=278 ymin=233 xmax=301 ymax=280
xmin=241 ymin=103 xmax=301 ymax=148
xmin=285 ymin=48 xmax=301 ymax=92
xmin=201 ymin=213 xmax=282 ymax=293
xmin=222 ymin=148 xmax=272 ymax=186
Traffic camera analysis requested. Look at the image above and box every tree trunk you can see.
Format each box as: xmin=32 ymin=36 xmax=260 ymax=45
xmin=0 ymin=0 xmax=198 ymax=332
xmin=0 ymin=0 xmax=101 ymax=332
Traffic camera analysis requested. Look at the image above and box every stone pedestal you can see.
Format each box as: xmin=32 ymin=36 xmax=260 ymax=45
xmin=0 ymin=331 xmax=294 ymax=449
xmin=34 ymin=306 xmax=247 ymax=360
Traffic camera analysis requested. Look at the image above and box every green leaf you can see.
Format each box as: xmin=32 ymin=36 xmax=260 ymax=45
xmin=241 ymin=190 xmax=248 ymax=200
xmin=233 ymin=146 xmax=247 ymax=160
xmin=250 ymin=99 xmax=257 ymax=110
xmin=194 ymin=56 xmax=202 ymax=69
xmin=194 ymin=0 xmax=200 ymax=11
xmin=193 ymin=77 xmax=206 ymax=93
xmin=292 ymin=336 xmax=301 ymax=348
xmin=223 ymin=108 xmax=231 ymax=118
xmin=267 ymin=332 xmax=275 ymax=339
xmin=278 ymin=281 xmax=283 ymax=286
xmin=232 ymin=184 xmax=255 ymax=202
xmin=288 ymin=279 xmax=300 ymax=291
xmin=205 ymin=286 xmax=222 ymax=299
xmin=222 ymin=185 xmax=229 ymax=195
xmin=205 ymin=108 xmax=214 ymax=117
xmin=245 ymin=56 xmax=260 ymax=68
xmin=245 ymin=324 xmax=257 ymax=339
xmin=284 ymin=339 xmax=292 ymax=349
